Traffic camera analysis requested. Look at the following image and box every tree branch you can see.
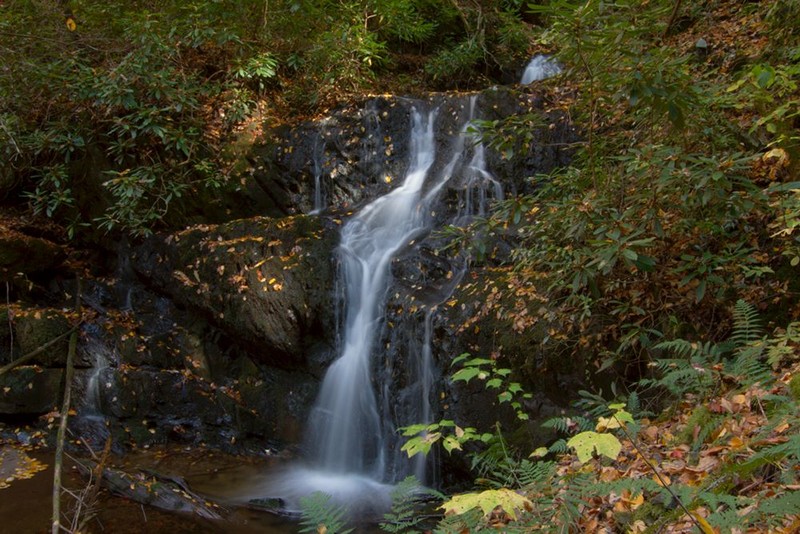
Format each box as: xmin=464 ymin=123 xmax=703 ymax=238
xmin=0 ymin=324 xmax=80 ymax=377
xmin=52 ymin=278 xmax=81 ymax=534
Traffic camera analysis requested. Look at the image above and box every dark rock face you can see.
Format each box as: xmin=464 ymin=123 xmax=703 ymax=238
xmin=249 ymin=87 xmax=576 ymax=216
xmin=133 ymin=215 xmax=338 ymax=368
xmin=0 ymin=367 xmax=63 ymax=414
xmin=0 ymin=228 xmax=65 ymax=275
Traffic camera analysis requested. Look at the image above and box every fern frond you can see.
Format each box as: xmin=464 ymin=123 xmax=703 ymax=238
xmin=639 ymin=359 xmax=715 ymax=397
xmin=549 ymin=439 xmax=568 ymax=454
xmin=380 ymin=476 xmax=434 ymax=533
xmin=654 ymin=339 xmax=723 ymax=361
xmin=299 ymin=492 xmax=353 ymax=534
xmin=516 ymin=460 xmax=556 ymax=488
xmin=726 ymin=344 xmax=772 ymax=386
xmin=756 ymin=490 xmax=800 ymax=526
xmin=731 ymin=299 xmax=762 ymax=347
xmin=541 ymin=415 xmax=593 ymax=434
xmin=735 ymin=434 xmax=800 ymax=477
xmin=433 ymin=507 xmax=482 ymax=534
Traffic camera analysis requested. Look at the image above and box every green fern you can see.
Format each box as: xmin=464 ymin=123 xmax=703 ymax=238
xmin=516 ymin=459 xmax=557 ymax=488
xmin=380 ymin=476 xmax=439 ymax=533
xmin=298 ymin=492 xmax=353 ymax=534
xmin=730 ymin=299 xmax=762 ymax=347
xmin=638 ymin=358 xmax=716 ymax=397
xmin=432 ymin=507 xmax=482 ymax=534
xmin=541 ymin=415 xmax=594 ymax=434
xmin=726 ymin=343 xmax=772 ymax=386
xmin=653 ymin=339 xmax=726 ymax=361
xmin=755 ymin=490 xmax=800 ymax=527
xmin=735 ymin=434 xmax=800 ymax=477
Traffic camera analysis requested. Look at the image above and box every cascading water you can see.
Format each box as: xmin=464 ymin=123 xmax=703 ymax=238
xmin=310 ymin=132 xmax=326 ymax=213
xmin=236 ymin=97 xmax=499 ymax=515
xmin=307 ymin=108 xmax=438 ymax=476
xmin=521 ymin=54 xmax=562 ymax=85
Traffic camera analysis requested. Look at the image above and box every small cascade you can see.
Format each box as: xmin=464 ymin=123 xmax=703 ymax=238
xmin=82 ymin=334 xmax=114 ymax=418
xmin=412 ymin=310 xmax=436 ymax=483
xmin=444 ymin=96 xmax=503 ymax=223
xmin=521 ymin=54 xmax=562 ymax=84
xmin=310 ymin=132 xmax=326 ymax=213
xmin=73 ymin=329 xmax=116 ymax=450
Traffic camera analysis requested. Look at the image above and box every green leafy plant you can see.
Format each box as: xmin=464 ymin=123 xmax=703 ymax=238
xmin=298 ymin=492 xmax=353 ymax=534
xmin=380 ymin=475 xmax=441 ymax=533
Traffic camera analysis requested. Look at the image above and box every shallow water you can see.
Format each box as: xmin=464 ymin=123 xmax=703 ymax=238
xmin=0 ymin=446 xmax=305 ymax=533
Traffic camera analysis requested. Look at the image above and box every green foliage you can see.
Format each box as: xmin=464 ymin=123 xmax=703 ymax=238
xmin=566 ymin=431 xmax=621 ymax=463
xmin=450 ymin=352 xmax=532 ymax=420
xmin=423 ymin=2 xmax=532 ymax=86
xmin=298 ymin=492 xmax=353 ymax=534
xmin=401 ymin=419 xmax=491 ymax=457
xmin=380 ymin=476 xmax=440 ymax=533
xmin=439 ymin=488 xmax=532 ymax=520
xmin=1 ymin=0 xmax=533 ymax=237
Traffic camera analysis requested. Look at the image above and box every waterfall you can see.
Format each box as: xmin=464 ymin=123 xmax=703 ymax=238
xmin=241 ymin=98 xmax=499 ymax=514
xmin=307 ymin=108 xmax=438 ymax=476
xmin=521 ymin=54 xmax=561 ymax=85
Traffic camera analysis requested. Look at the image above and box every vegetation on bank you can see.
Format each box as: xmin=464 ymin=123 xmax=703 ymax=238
xmin=385 ymin=1 xmax=800 ymax=532
xmin=3 ymin=0 xmax=800 ymax=532
xmin=0 ymin=0 xmax=531 ymax=237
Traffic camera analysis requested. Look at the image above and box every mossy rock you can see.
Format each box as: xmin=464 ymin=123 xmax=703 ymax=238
xmin=13 ymin=308 xmax=73 ymax=367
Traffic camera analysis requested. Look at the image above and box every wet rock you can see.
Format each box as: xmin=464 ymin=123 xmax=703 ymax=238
xmin=11 ymin=307 xmax=76 ymax=367
xmin=256 ymin=87 xmax=577 ymax=215
xmin=0 ymin=367 xmax=63 ymax=414
xmin=134 ymin=215 xmax=337 ymax=369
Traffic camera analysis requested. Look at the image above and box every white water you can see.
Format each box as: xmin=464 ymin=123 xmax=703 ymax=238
xmin=241 ymin=100 xmax=499 ymax=514
xmin=521 ymin=54 xmax=561 ymax=85
xmin=310 ymin=132 xmax=325 ymax=213
xmin=308 ymin=108 xmax=438 ymax=476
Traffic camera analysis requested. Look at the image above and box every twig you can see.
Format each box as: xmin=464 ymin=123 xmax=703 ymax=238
xmin=52 ymin=277 xmax=81 ymax=534
xmin=613 ymin=414 xmax=706 ymax=533
xmin=0 ymin=324 xmax=80 ymax=377
xmin=76 ymin=438 xmax=112 ymax=533
xmin=663 ymin=0 xmax=683 ymax=37
xmin=5 ymin=282 xmax=12 ymax=359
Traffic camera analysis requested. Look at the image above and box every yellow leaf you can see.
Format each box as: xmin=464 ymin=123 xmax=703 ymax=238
xmin=440 ymin=488 xmax=532 ymax=520
xmin=691 ymin=511 xmax=717 ymax=534
xmin=529 ymin=447 xmax=548 ymax=458
xmin=596 ymin=416 xmax=621 ymax=431
xmin=65 ymin=17 xmax=77 ymax=31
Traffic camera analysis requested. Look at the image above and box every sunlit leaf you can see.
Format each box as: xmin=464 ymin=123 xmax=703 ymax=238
xmin=567 ymin=431 xmax=622 ymax=463
xmin=440 ymin=488 xmax=532 ymax=520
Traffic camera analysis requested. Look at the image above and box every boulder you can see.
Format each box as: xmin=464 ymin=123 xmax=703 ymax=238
xmin=0 ymin=367 xmax=63 ymax=414
xmin=0 ymin=228 xmax=65 ymax=275
xmin=133 ymin=215 xmax=338 ymax=368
